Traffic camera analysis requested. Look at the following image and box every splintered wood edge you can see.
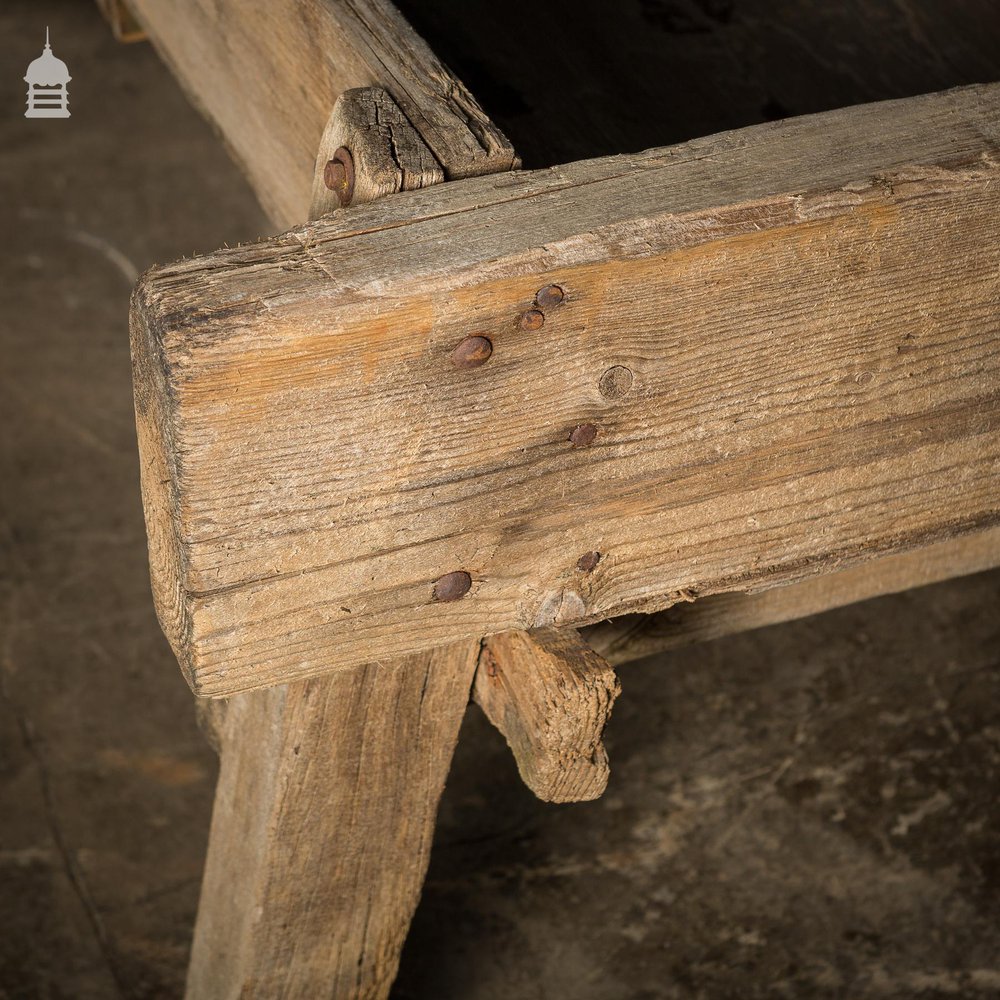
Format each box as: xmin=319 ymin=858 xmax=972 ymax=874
xmin=476 ymin=629 xmax=621 ymax=802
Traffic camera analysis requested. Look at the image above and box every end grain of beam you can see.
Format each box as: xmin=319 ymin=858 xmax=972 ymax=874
xmin=475 ymin=629 xmax=621 ymax=803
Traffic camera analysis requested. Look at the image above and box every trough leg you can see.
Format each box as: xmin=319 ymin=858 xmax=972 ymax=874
xmin=185 ymin=640 xmax=480 ymax=1000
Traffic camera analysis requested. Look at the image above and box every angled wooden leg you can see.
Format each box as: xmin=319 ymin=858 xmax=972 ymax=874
xmin=185 ymin=640 xmax=480 ymax=1000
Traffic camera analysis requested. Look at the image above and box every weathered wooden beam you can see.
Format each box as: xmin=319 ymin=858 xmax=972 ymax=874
xmin=185 ymin=639 xmax=479 ymax=1000
xmin=131 ymin=84 xmax=1000 ymax=697
xmin=475 ymin=629 xmax=621 ymax=802
xmin=128 ymin=0 xmax=518 ymax=228
xmin=585 ymin=525 xmax=1000 ymax=666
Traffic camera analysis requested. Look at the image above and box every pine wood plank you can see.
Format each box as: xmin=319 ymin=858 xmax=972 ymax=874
xmin=131 ymin=84 xmax=1000 ymax=696
xmin=185 ymin=639 xmax=479 ymax=1000
xmin=476 ymin=629 xmax=621 ymax=802
xmin=128 ymin=0 xmax=518 ymax=228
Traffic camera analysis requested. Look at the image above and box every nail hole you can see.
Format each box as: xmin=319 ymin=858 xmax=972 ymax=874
xmin=452 ymin=336 xmax=493 ymax=369
xmin=535 ymin=284 xmax=564 ymax=308
xmin=599 ymin=365 xmax=633 ymax=399
xmin=568 ymin=423 xmax=598 ymax=447
xmin=519 ymin=309 xmax=545 ymax=331
xmin=433 ymin=571 xmax=472 ymax=602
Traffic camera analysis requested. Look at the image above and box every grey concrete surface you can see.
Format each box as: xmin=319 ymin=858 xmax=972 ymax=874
xmin=1 ymin=3 xmax=998 ymax=998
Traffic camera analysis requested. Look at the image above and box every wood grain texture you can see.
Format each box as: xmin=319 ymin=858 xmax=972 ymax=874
xmin=185 ymin=639 xmax=479 ymax=1000
xmin=128 ymin=0 xmax=517 ymax=228
xmin=476 ymin=629 xmax=620 ymax=802
xmin=131 ymin=85 xmax=1000 ymax=696
xmin=585 ymin=525 xmax=1000 ymax=665
xmin=309 ymin=87 xmax=444 ymax=219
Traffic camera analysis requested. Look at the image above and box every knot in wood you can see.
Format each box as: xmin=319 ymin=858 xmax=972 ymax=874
xmin=599 ymin=366 xmax=633 ymax=399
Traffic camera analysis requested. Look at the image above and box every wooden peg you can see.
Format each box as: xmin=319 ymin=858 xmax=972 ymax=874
xmin=309 ymin=87 xmax=444 ymax=219
xmin=475 ymin=628 xmax=621 ymax=803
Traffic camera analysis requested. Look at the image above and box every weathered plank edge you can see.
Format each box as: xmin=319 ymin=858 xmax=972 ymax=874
xmin=585 ymin=525 xmax=1000 ymax=665
xmin=140 ymin=84 xmax=1000 ymax=332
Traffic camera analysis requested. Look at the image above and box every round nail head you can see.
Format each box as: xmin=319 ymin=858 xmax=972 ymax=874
xmin=433 ymin=571 xmax=472 ymax=602
xmin=535 ymin=284 xmax=565 ymax=308
xmin=599 ymin=365 xmax=634 ymax=399
xmin=577 ymin=551 xmax=601 ymax=573
xmin=452 ymin=335 xmax=493 ymax=369
xmin=569 ymin=423 xmax=598 ymax=448
xmin=324 ymin=146 xmax=355 ymax=206
xmin=519 ymin=309 xmax=545 ymax=331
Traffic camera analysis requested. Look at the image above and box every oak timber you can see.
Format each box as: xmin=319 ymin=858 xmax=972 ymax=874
xmin=185 ymin=639 xmax=479 ymax=1000
xmin=131 ymin=85 xmax=1000 ymax=696
xmin=476 ymin=629 xmax=620 ymax=802
xmin=585 ymin=526 xmax=1000 ymax=666
xmin=128 ymin=0 xmax=518 ymax=228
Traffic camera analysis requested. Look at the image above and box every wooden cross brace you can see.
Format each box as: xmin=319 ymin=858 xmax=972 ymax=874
xmin=126 ymin=2 xmax=1000 ymax=990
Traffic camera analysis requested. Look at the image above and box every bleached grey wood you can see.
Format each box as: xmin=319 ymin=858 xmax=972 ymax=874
xmin=309 ymin=87 xmax=444 ymax=219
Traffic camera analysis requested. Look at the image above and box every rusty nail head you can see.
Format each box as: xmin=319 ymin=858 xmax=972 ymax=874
xmin=568 ymin=423 xmax=598 ymax=447
xmin=519 ymin=309 xmax=545 ymax=331
xmin=433 ymin=571 xmax=472 ymax=602
xmin=535 ymin=284 xmax=564 ymax=308
xmin=452 ymin=335 xmax=493 ymax=369
xmin=324 ymin=146 xmax=355 ymax=207
xmin=577 ymin=551 xmax=601 ymax=573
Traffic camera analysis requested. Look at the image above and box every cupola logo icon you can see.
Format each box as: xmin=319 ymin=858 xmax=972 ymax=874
xmin=24 ymin=28 xmax=71 ymax=119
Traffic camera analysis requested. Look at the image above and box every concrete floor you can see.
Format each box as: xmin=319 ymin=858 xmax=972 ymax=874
xmin=1 ymin=3 xmax=998 ymax=998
